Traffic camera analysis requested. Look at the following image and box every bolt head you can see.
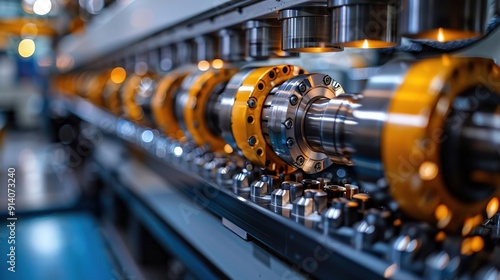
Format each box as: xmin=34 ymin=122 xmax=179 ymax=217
xmin=298 ymin=82 xmax=306 ymax=93
xmin=323 ymin=75 xmax=332 ymax=85
xmin=284 ymin=118 xmax=293 ymax=129
xmin=314 ymin=162 xmax=322 ymax=172
xmin=247 ymin=99 xmax=256 ymax=108
xmin=289 ymin=95 xmax=298 ymax=106
xmin=296 ymin=156 xmax=304 ymax=166
xmin=248 ymin=136 xmax=257 ymax=146
xmin=286 ymin=138 xmax=294 ymax=148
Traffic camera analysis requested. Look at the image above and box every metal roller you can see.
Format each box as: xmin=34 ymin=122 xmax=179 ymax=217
xmin=328 ymin=0 xmax=398 ymax=48
xmin=398 ymin=0 xmax=488 ymax=41
xmin=279 ymin=4 xmax=343 ymax=52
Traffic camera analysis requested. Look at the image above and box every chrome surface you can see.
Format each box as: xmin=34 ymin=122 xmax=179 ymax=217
xmin=328 ymin=0 xmax=398 ymax=46
xmin=243 ymin=20 xmax=290 ymax=60
xmin=217 ymin=67 xmax=256 ymax=156
xmin=262 ymin=73 xmax=344 ymax=173
xmin=194 ymin=35 xmax=217 ymax=61
xmin=399 ymin=0 xmax=488 ymax=37
xmin=279 ymin=5 xmax=343 ymax=52
xmin=217 ymin=28 xmax=246 ymax=62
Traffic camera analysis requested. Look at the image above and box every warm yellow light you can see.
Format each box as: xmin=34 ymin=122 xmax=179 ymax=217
xmin=18 ymin=39 xmax=36 ymax=58
xmin=197 ymin=60 xmax=210 ymax=71
xmin=223 ymin=144 xmax=233 ymax=154
xmin=435 ymin=231 xmax=446 ymax=242
xmin=362 ymin=39 xmax=369 ymax=48
xmin=212 ymin=59 xmax=224 ymax=69
xmin=33 ymin=0 xmax=52 ymax=15
xmin=487 ymin=197 xmax=499 ymax=218
xmin=383 ymin=263 xmax=398 ymax=279
xmin=409 ymin=28 xmax=480 ymax=42
xmin=435 ymin=204 xmax=452 ymax=229
xmin=437 ymin=28 xmax=445 ymax=42
xmin=110 ymin=67 xmax=127 ymax=84
xmin=337 ymin=39 xmax=397 ymax=49
xmin=419 ymin=161 xmax=438 ymax=180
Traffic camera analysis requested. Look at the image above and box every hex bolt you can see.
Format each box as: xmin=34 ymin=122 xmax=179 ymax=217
xmin=284 ymin=118 xmax=293 ymax=129
xmin=314 ymin=162 xmax=322 ymax=172
xmin=286 ymin=137 xmax=294 ymax=148
xmin=323 ymin=75 xmax=332 ymax=85
xmin=248 ymin=136 xmax=257 ymax=146
xmin=298 ymin=82 xmax=306 ymax=93
xmin=296 ymin=156 xmax=305 ymax=166
xmin=247 ymin=98 xmax=256 ymax=108
xmin=289 ymin=95 xmax=298 ymax=106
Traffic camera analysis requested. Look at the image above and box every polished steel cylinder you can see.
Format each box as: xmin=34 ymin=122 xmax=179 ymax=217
xmin=399 ymin=0 xmax=488 ymax=41
xmin=279 ymin=5 xmax=343 ymax=52
xmin=159 ymin=45 xmax=175 ymax=72
xmin=243 ymin=20 xmax=290 ymax=60
xmin=328 ymin=0 xmax=398 ymax=48
xmin=217 ymin=28 xmax=245 ymax=61
xmin=194 ymin=35 xmax=217 ymax=62
xmin=175 ymin=41 xmax=194 ymax=66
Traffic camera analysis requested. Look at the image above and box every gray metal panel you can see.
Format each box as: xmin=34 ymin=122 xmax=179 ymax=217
xmin=57 ymin=0 xmax=232 ymax=67
xmin=56 ymin=0 xmax=317 ymax=69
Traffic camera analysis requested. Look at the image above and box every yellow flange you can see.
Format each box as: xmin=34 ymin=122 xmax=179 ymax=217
xmin=121 ymin=73 xmax=156 ymax=124
xmin=383 ymin=56 xmax=500 ymax=232
xmin=102 ymin=74 xmax=127 ymax=116
xmin=231 ymin=65 xmax=305 ymax=174
xmin=86 ymin=71 xmax=110 ymax=106
xmin=182 ymin=68 xmax=238 ymax=151
xmin=152 ymin=67 xmax=194 ymax=139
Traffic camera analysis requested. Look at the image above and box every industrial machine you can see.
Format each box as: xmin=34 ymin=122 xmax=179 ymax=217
xmin=52 ymin=0 xmax=500 ymax=279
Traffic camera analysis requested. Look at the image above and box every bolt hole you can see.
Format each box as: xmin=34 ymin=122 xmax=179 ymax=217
xmin=269 ymin=70 xmax=276 ymax=79
xmin=282 ymin=66 xmax=289 ymax=74
xmin=258 ymin=82 xmax=264 ymax=91
xmin=247 ymin=116 xmax=254 ymax=123
xmin=257 ymin=148 xmax=263 ymax=156
xmin=279 ymin=166 xmax=285 ymax=173
xmin=298 ymin=69 xmax=305 ymax=75
xmin=265 ymin=160 xmax=271 ymax=166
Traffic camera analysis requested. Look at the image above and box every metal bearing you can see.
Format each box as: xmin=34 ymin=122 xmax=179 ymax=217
xmin=175 ymin=67 xmax=238 ymax=152
xmin=152 ymin=66 xmax=195 ymax=139
xmin=225 ymin=65 xmax=306 ymax=174
xmin=262 ymin=73 xmax=345 ymax=174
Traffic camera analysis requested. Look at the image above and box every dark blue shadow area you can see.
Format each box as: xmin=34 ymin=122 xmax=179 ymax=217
xmin=0 ymin=212 xmax=115 ymax=280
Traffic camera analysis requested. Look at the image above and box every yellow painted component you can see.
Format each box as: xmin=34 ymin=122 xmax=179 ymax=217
xmin=121 ymin=74 xmax=153 ymax=124
xmin=231 ymin=65 xmax=305 ymax=174
xmin=0 ymin=18 xmax=57 ymax=37
xmin=383 ymin=56 xmax=500 ymax=232
xmin=102 ymin=73 xmax=127 ymax=116
xmin=85 ymin=71 xmax=110 ymax=107
xmin=183 ymin=68 xmax=238 ymax=151
xmin=152 ymin=67 xmax=194 ymax=139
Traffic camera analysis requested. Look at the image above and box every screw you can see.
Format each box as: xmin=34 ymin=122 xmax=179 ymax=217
xmin=247 ymin=98 xmax=256 ymax=108
xmin=289 ymin=95 xmax=298 ymax=106
xmin=298 ymin=82 xmax=306 ymax=93
xmin=323 ymin=75 xmax=332 ymax=85
xmin=284 ymin=118 xmax=293 ymax=129
xmin=248 ymin=136 xmax=257 ymax=146
xmin=245 ymin=162 xmax=254 ymax=171
xmin=296 ymin=156 xmax=304 ymax=166
xmin=314 ymin=162 xmax=322 ymax=172
xmin=286 ymin=138 xmax=294 ymax=148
